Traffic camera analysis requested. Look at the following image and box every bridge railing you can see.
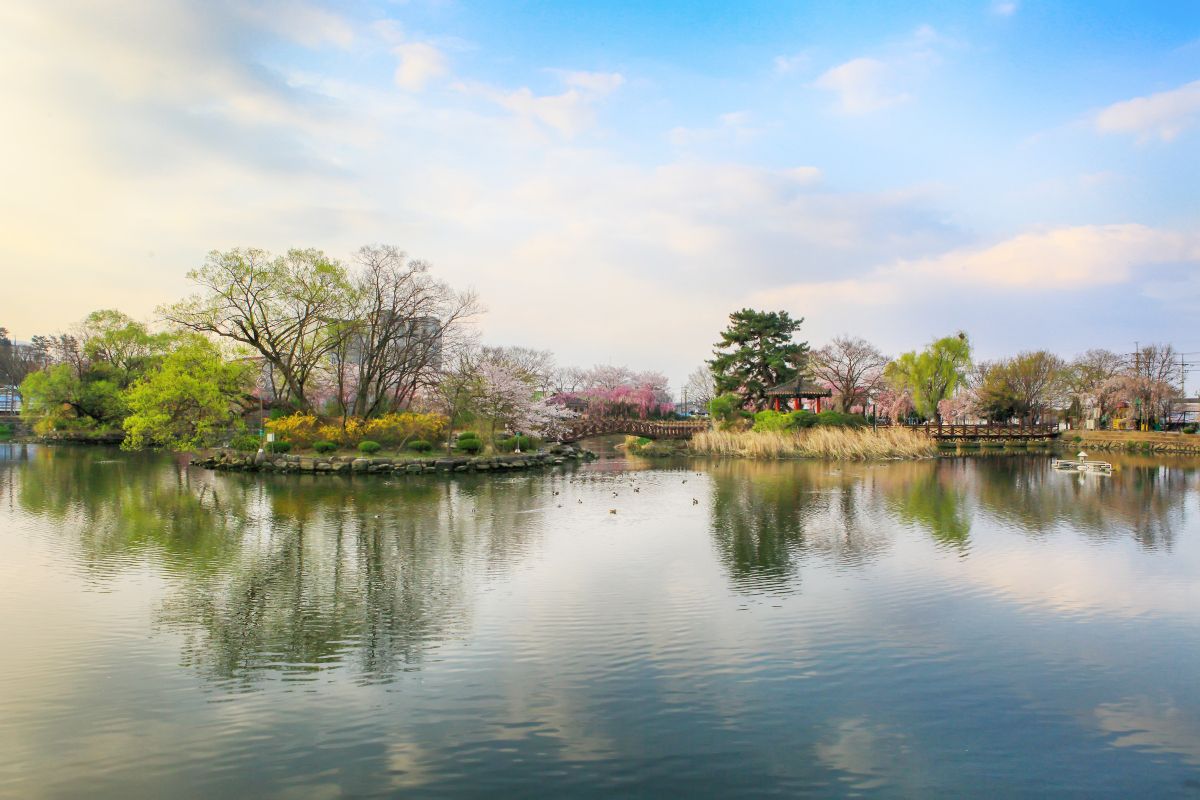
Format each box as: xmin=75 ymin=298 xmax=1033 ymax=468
xmin=892 ymin=421 xmax=1060 ymax=439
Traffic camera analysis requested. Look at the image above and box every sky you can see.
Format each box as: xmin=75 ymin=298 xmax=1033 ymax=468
xmin=3 ymin=0 xmax=1200 ymax=389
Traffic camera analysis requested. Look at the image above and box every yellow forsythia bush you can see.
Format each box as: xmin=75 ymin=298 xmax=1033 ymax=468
xmin=264 ymin=414 xmax=323 ymax=447
xmin=266 ymin=412 xmax=446 ymax=449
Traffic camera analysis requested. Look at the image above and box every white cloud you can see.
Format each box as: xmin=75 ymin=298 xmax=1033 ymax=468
xmin=891 ymin=224 xmax=1200 ymax=288
xmin=992 ymin=1 xmax=1017 ymax=16
xmin=489 ymin=87 xmax=594 ymax=137
xmin=773 ymin=54 xmax=809 ymax=75
xmin=813 ymin=58 xmax=911 ymax=114
xmin=251 ymin=1 xmax=355 ymax=49
xmin=1095 ymin=79 xmax=1200 ymax=141
xmin=666 ymin=111 xmax=763 ymax=147
xmin=557 ymin=71 xmax=625 ymax=94
xmin=393 ymin=42 xmax=449 ymax=91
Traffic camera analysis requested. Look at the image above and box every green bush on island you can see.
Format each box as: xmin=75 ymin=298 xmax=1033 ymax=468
xmin=455 ymin=438 xmax=482 ymax=454
xmin=815 ymin=410 xmax=868 ymax=428
xmin=1185 ymin=425 xmax=1198 ymax=434
xmin=230 ymin=434 xmax=260 ymax=452
xmin=408 ymin=440 xmax=432 ymax=452
xmin=270 ymin=441 xmax=292 ymax=453
xmin=753 ymin=409 xmax=864 ymax=432
xmin=313 ymin=441 xmax=337 ymax=454
xmin=358 ymin=440 xmax=382 ymax=454
xmin=496 ymin=435 xmax=535 ymax=452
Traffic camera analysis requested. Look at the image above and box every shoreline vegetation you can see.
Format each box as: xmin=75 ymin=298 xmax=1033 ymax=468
xmin=689 ymin=427 xmax=938 ymax=460
xmin=618 ymin=427 xmax=938 ymax=460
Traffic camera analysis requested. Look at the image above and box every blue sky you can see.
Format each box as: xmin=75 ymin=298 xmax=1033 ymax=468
xmin=2 ymin=0 xmax=1200 ymax=385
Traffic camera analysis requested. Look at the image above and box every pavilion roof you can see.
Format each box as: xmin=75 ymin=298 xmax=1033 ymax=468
xmin=764 ymin=375 xmax=832 ymax=398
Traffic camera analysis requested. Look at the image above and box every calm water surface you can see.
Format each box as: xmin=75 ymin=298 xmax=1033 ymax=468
xmin=2 ymin=443 xmax=1200 ymax=799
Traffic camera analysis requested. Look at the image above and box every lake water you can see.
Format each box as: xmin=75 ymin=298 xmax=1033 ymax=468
xmin=2 ymin=443 xmax=1200 ymax=799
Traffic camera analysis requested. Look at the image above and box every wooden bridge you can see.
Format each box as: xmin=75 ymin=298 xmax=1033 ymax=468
xmin=561 ymin=418 xmax=710 ymax=443
xmin=558 ymin=418 xmax=1060 ymax=443
xmin=898 ymin=421 xmax=1061 ymax=441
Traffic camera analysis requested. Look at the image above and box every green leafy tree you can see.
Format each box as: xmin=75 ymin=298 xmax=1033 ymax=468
xmin=21 ymin=364 xmax=126 ymax=430
xmin=163 ymin=248 xmax=350 ymax=412
xmin=17 ymin=310 xmax=175 ymax=431
xmin=122 ymin=338 xmax=254 ymax=451
xmin=975 ymin=351 xmax=1066 ymax=424
xmin=885 ymin=333 xmax=972 ymax=422
xmin=709 ymin=309 xmax=808 ymax=410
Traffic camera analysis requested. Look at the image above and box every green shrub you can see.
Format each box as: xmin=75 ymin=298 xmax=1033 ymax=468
xmin=497 ymin=435 xmax=534 ymax=452
xmin=786 ymin=410 xmax=819 ymax=428
xmin=1073 ymin=435 xmax=1082 ymax=442
xmin=456 ymin=430 xmax=480 ymax=441
xmin=1184 ymin=425 xmax=1198 ymax=434
xmin=408 ymin=440 xmax=432 ymax=452
xmin=230 ymin=434 xmax=260 ymax=452
xmin=752 ymin=410 xmax=789 ymax=432
xmin=358 ymin=440 xmax=382 ymax=454
xmin=313 ymin=441 xmax=337 ymax=454
xmin=271 ymin=441 xmax=293 ymax=453
xmin=0 ymin=423 xmax=12 ymax=437
xmin=455 ymin=438 xmax=483 ymax=454
xmin=814 ymin=410 xmax=867 ymax=428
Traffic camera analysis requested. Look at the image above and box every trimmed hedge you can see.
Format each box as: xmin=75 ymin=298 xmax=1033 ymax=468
xmin=271 ymin=441 xmax=293 ymax=453
xmin=408 ymin=440 xmax=433 ymax=452
xmin=313 ymin=441 xmax=337 ymax=454
xmin=358 ymin=440 xmax=382 ymax=454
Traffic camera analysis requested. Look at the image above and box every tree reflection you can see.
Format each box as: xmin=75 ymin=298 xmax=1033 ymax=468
xmin=971 ymin=453 xmax=1193 ymax=551
xmin=881 ymin=461 xmax=972 ymax=549
xmin=706 ymin=460 xmax=895 ymax=594
xmin=7 ymin=447 xmax=549 ymax=687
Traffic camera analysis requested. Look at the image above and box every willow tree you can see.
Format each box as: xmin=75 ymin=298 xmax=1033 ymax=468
xmin=885 ymin=333 xmax=972 ymax=423
xmin=709 ymin=309 xmax=808 ymax=410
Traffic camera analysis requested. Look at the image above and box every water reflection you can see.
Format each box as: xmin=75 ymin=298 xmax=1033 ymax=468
xmin=706 ymin=460 xmax=903 ymax=593
xmin=3 ymin=446 xmax=1200 ymax=798
xmin=5 ymin=447 xmax=559 ymax=687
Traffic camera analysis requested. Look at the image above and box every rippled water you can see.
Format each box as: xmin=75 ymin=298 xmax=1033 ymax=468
xmin=2 ymin=443 xmax=1200 ymax=799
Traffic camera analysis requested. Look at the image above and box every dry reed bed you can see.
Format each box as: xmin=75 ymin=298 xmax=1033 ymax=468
xmin=690 ymin=427 xmax=937 ymax=460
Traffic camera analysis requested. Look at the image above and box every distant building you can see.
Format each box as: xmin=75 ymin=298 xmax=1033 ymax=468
xmin=0 ymin=387 xmax=19 ymax=413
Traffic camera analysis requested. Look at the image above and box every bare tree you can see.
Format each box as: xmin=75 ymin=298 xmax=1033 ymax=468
xmin=329 ymin=245 xmax=483 ymax=418
xmin=551 ymin=366 xmax=587 ymax=394
xmin=810 ymin=335 xmax=890 ymax=412
xmin=684 ymin=365 xmax=715 ymax=413
xmin=430 ymin=344 xmax=482 ymax=454
xmin=1061 ymin=348 xmax=1125 ymax=422
xmin=0 ymin=329 xmax=48 ymax=396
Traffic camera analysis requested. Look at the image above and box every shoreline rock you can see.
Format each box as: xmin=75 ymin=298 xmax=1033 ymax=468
xmin=190 ymin=442 xmax=596 ymax=475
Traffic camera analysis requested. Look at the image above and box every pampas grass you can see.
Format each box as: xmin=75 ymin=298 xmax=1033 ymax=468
xmin=690 ymin=427 xmax=936 ymax=460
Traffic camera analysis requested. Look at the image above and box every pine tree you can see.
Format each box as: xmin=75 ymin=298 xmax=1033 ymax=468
xmin=708 ymin=309 xmax=808 ymax=410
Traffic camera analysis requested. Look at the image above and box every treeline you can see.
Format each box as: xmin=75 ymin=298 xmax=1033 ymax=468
xmin=692 ymin=309 xmax=1184 ymax=428
xmin=7 ymin=244 xmax=681 ymax=453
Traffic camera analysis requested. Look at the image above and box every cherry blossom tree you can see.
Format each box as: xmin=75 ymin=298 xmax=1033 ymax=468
xmin=478 ymin=361 xmax=575 ymax=441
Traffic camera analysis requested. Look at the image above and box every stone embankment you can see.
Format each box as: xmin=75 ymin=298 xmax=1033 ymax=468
xmin=1062 ymin=431 xmax=1200 ymax=454
xmin=192 ymin=443 xmax=595 ymax=474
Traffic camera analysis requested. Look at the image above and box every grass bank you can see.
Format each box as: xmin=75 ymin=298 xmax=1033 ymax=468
xmin=690 ymin=427 xmax=936 ymax=460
